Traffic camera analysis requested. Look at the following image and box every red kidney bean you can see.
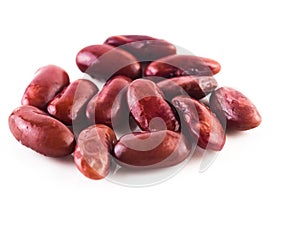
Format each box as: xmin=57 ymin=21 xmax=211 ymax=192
xmin=86 ymin=75 xmax=132 ymax=128
xmin=47 ymin=79 xmax=98 ymax=125
xmin=209 ymin=87 xmax=262 ymax=131
xmin=104 ymin=35 xmax=176 ymax=62
xmin=76 ymin=44 xmax=141 ymax=81
xmin=74 ymin=124 xmax=117 ymax=180
xmin=157 ymin=75 xmax=218 ymax=100
xmin=113 ymin=130 xmax=190 ymax=167
xmin=144 ymin=55 xmax=221 ymax=78
xmin=21 ymin=65 xmax=70 ymax=110
xmin=8 ymin=105 xmax=75 ymax=157
xmin=198 ymin=57 xmax=222 ymax=74
xmin=172 ymin=95 xmax=226 ymax=151
xmin=127 ymin=79 xmax=180 ymax=131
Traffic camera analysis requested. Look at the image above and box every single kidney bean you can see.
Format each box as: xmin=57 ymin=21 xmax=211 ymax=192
xmin=144 ymin=55 xmax=220 ymax=78
xmin=76 ymin=44 xmax=141 ymax=81
xmin=127 ymin=79 xmax=180 ymax=132
xmin=86 ymin=75 xmax=132 ymax=128
xmin=113 ymin=130 xmax=190 ymax=168
xmin=157 ymin=75 xmax=218 ymax=100
xmin=74 ymin=124 xmax=117 ymax=180
xmin=8 ymin=105 xmax=75 ymax=157
xmin=47 ymin=79 xmax=98 ymax=125
xmin=198 ymin=57 xmax=222 ymax=74
xmin=172 ymin=95 xmax=226 ymax=151
xmin=209 ymin=87 xmax=262 ymax=131
xmin=104 ymin=35 xmax=176 ymax=62
xmin=21 ymin=65 xmax=70 ymax=110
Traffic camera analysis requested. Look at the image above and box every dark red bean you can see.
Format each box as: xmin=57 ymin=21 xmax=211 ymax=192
xmin=198 ymin=57 xmax=221 ymax=74
xmin=47 ymin=79 xmax=98 ymax=125
xmin=157 ymin=75 xmax=218 ymax=100
xmin=105 ymin=35 xmax=156 ymax=46
xmin=172 ymin=95 xmax=226 ymax=151
xmin=74 ymin=124 xmax=117 ymax=180
xmin=113 ymin=130 xmax=190 ymax=168
xmin=86 ymin=75 xmax=132 ymax=128
xmin=104 ymin=35 xmax=176 ymax=62
xmin=127 ymin=79 xmax=180 ymax=131
xmin=144 ymin=55 xmax=220 ymax=78
xmin=209 ymin=87 xmax=262 ymax=131
xmin=76 ymin=44 xmax=141 ymax=81
xmin=8 ymin=105 xmax=75 ymax=157
xmin=21 ymin=65 xmax=70 ymax=110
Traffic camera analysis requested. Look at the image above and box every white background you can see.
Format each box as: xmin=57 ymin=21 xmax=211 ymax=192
xmin=1 ymin=0 xmax=299 ymax=224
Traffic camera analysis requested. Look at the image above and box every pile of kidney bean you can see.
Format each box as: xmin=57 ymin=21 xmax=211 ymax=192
xmin=8 ymin=35 xmax=262 ymax=180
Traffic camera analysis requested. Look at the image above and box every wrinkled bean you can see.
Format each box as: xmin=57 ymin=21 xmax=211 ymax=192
xmin=157 ymin=75 xmax=218 ymax=100
xmin=8 ymin=105 xmax=75 ymax=157
xmin=74 ymin=124 xmax=117 ymax=180
xmin=76 ymin=44 xmax=141 ymax=81
xmin=104 ymin=35 xmax=176 ymax=62
xmin=172 ymin=95 xmax=226 ymax=151
xmin=21 ymin=65 xmax=70 ymax=110
xmin=127 ymin=79 xmax=180 ymax=131
xmin=47 ymin=79 xmax=98 ymax=125
xmin=209 ymin=87 xmax=262 ymax=131
xmin=113 ymin=130 xmax=190 ymax=167
xmin=144 ymin=55 xmax=221 ymax=78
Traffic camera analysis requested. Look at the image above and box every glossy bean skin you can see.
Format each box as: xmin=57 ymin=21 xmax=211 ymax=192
xmin=172 ymin=95 xmax=226 ymax=151
xmin=86 ymin=75 xmax=132 ymax=128
xmin=74 ymin=124 xmax=117 ymax=180
xmin=76 ymin=44 xmax=141 ymax=81
xmin=8 ymin=105 xmax=75 ymax=157
xmin=21 ymin=65 xmax=70 ymax=110
xmin=144 ymin=55 xmax=220 ymax=78
xmin=209 ymin=87 xmax=262 ymax=131
xmin=47 ymin=79 xmax=98 ymax=125
xmin=113 ymin=130 xmax=190 ymax=168
xmin=127 ymin=79 xmax=180 ymax=132
xmin=104 ymin=35 xmax=176 ymax=62
xmin=157 ymin=76 xmax=218 ymax=100
xmin=198 ymin=57 xmax=222 ymax=74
